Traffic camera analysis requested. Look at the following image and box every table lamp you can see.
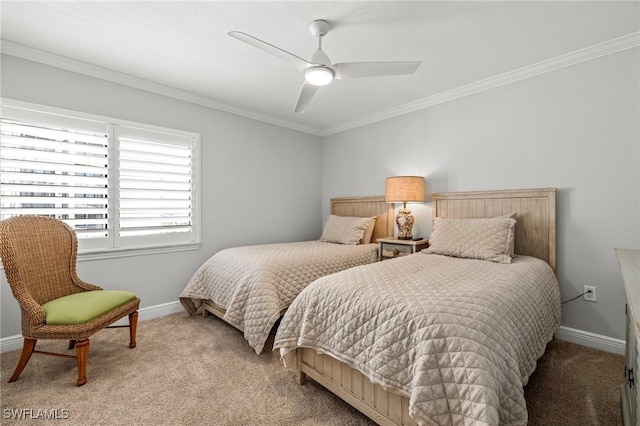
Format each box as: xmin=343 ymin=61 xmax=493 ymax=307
xmin=385 ymin=176 xmax=426 ymax=240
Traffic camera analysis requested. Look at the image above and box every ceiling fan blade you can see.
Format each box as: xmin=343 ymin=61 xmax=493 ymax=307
xmin=333 ymin=61 xmax=421 ymax=80
xmin=228 ymin=31 xmax=312 ymax=69
xmin=294 ymin=83 xmax=319 ymax=113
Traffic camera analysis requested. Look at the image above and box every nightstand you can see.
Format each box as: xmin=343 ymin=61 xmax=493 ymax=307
xmin=617 ymin=249 xmax=640 ymax=426
xmin=377 ymin=237 xmax=429 ymax=261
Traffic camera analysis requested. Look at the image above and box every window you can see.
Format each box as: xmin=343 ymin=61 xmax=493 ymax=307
xmin=0 ymin=100 xmax=200 ymax=256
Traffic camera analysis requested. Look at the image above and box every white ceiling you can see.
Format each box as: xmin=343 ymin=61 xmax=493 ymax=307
xmin=1 ymin=1 xmax=638 ymax=136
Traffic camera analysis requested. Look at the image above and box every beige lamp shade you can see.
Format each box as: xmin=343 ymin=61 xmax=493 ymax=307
xmin=385 ymin=176 xmax=426 ymax=204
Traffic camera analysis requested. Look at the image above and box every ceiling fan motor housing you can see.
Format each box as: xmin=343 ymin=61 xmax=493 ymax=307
xmin=309 ymin=48 xmax=331 ymax=66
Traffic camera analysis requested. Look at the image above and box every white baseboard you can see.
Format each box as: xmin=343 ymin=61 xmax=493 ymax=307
xmin=0 ymin=301 xmax=184 ymax=354
xmin=554 ymin=325 xmax=625 ymax=355
xmin=1 ymin=305 xmax=625 ymax=356
xmin=0 ymin=335 xmax=24 ymax=355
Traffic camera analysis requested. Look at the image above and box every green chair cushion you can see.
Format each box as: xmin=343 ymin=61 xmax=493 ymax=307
xmin=42 ymin=290 xmax=137 ymax=325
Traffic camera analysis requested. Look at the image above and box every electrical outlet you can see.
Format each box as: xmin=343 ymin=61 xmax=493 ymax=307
xmin=584 ymin=285 xmax=597 ymax=302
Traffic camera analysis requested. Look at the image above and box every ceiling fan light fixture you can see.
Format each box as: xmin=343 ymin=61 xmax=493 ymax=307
xmin=305 ymin=66 xmax=334 ymax=86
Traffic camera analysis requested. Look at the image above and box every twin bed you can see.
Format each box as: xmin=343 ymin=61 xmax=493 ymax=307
xmin=181 ymin=188 xmax=560 ymax=425
xmin=180 ymin=195 xmax=393 ymax=354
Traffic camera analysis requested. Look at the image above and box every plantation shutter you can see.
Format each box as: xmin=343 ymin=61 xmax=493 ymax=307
xmin=118 ymin=127 xmax=194 ymax=241
xmin=0 ymin=116 xmax=109 ymax=239
xmin=1 ymin=101 xmax=200 ymax=254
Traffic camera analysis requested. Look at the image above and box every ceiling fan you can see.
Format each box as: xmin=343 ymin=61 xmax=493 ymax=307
xmin=228 ymin=19 xmax=422 ymax=113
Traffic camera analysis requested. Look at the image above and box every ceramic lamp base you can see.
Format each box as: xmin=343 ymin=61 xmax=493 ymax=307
xmin=396 ymin=208 xmax=415 ymax=240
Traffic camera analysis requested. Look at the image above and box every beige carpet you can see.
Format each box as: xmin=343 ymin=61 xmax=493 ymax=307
xmin=1 ymin=312 xmax=625 ymax=425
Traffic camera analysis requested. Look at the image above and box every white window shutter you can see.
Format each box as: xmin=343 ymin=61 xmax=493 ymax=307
xmin=0 ymin=118 xmax=109 ymax=239
xmin=1 ymin=101 xmax=200 ymax=254
xmin=119 ymin=136 xmax=193 ymax=237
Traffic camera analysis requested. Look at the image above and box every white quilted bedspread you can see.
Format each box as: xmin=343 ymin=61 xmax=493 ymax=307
xmin=274 ymin=252 xmax=561 ymax=426
xmin=180 ymin=240 xmax=378 ymax=354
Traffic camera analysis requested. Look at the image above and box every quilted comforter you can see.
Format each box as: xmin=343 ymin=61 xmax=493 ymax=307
xmin=180 ymin=240 xmax=378 ymax=354
xmin=274 ymin=252 xmax=561 ymax=425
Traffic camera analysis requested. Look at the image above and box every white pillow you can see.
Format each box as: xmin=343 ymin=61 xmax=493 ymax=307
xmin=320 ymin=215 xmax=373 ymax=245
xmin=426 ymin=217 xmax=516 ymax=263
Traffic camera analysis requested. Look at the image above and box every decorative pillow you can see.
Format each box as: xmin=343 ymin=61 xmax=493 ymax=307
xmin=320 ymin=215 xmax=373 ymax=245
xmin=426 ymin=217 xmax=517 ymax=263
xmin=359 ymin=216 xmax=377 ymax=244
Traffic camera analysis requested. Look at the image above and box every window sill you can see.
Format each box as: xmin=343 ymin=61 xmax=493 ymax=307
xmin=1 ymin=243 xmax=200 ymax=273
xmin=77 ymin=243 xmax=201 ymax=262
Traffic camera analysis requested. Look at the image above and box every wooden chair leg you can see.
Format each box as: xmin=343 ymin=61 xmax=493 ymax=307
xmin=129 ymin=311 xmax=138 ymax=349
xmin=9 ymin=338 xmax=37 ymax=383
xmin=68 ymin=340 xmax=76 ymax=350
xmin=75 ymin=339 xmax=89 ymax=386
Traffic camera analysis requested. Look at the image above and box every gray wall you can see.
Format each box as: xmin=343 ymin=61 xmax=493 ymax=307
xmin=321 ymin=48 xmax=640 ymax=340
xmin=1 ymin=56 xmax=323 ymax=338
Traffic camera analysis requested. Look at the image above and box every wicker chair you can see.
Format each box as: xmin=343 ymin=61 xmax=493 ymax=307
xmin=0 ymin=216 xmax=140 ymax=386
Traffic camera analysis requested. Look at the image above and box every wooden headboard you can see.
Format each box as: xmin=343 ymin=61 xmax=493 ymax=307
xmin=330 ymin=196 xmax=394 ymax=243
xmin=432 ymin=188 xmax=556 ymax=270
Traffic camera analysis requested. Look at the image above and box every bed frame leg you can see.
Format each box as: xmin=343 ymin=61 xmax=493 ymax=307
xmin=296 ymin=369 xmax=306 ymax=385
xmin=295 ymin=349 xmax=306 ymax=385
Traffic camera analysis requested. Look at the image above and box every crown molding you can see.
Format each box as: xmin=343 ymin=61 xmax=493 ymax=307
xmin=3 ymin=32 xmax=638 ymax=138
xmin=320 ymin=31 xmax=640 ymax=136
xmin=0 ymin=40 xmax=324 ymax=137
